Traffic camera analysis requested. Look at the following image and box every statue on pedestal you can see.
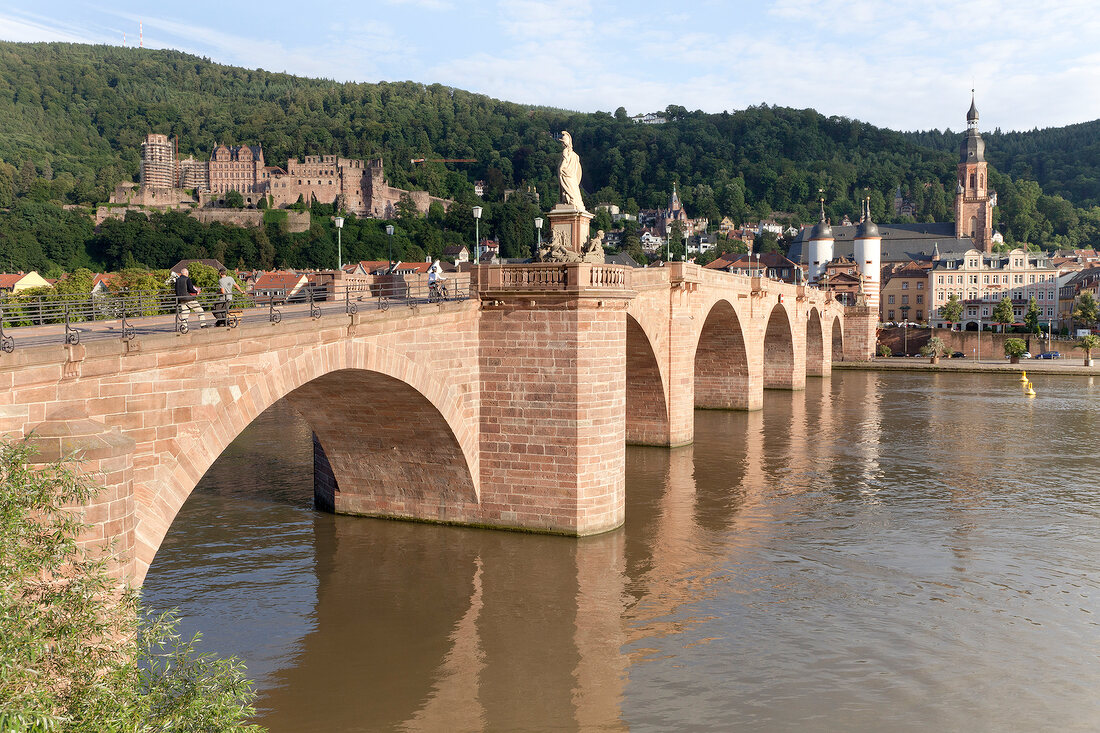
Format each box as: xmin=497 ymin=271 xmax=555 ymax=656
xmin=558 ymin=131 xmax=584 ymax=210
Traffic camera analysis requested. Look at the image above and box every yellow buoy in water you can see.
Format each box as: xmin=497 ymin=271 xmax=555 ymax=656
xmin=1019 ymin=370 xmax=1028 ymax=382
xmin=1026 ymin=381 xmax=1036 ymax=397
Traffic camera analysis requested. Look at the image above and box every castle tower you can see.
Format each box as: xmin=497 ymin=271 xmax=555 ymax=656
xmin=806 ymin=198 xmax=834 ymax=283
xmin=853 ymin=198 xmax=882 ymax=311
xmin=954 ymin=94 xmax=994 ymax=253
xmin=140 ymin=133 xmax=176 ymax=189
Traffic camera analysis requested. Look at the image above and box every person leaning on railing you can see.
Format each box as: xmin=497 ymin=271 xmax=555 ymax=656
xmin=174 ymin=267 xmax=207 ymax=328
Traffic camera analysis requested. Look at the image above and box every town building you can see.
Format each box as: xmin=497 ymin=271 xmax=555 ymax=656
xmin=0 ymin=271 xmax=50 ymax=294
xmin=880 ymin=262 xmax=931 ymax=324
xmin=703 ymin=252 xmax=803 ymax=283
xmin=1057 ymin=266 xmax=1100 ymax=330
xmin=928 ymin=248 xmax=1059 ymax=329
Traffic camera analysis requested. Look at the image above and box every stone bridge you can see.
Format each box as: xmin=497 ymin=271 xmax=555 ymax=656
xmin=0 ymin=263 xmax=874 ymax=583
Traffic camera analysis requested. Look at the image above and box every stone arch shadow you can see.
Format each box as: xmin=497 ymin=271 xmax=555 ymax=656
xmin=625 ymin=313 xmax=670 ymax=445
xmin=694 ymin=298 xmax=754 ymax=410
xmin=133 ymin=341 xmax=479 ymax=582
xmin=764 ymin=302 xmax=802 ymax=390
xmin=831 ymin=316 xmax=845 ymax=361
xmin=806 ymin=306 xmax=826 ymax=376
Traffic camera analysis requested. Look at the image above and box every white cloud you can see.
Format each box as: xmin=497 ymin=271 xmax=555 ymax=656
xmin=0 ymin=10 xmax=99 ymax=43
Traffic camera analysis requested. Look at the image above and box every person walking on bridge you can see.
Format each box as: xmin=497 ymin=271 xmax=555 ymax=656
xmin=174 ymin=267 xmax=207 ymax=328
xmin=214 ymin=267 xmax=243 ymax=327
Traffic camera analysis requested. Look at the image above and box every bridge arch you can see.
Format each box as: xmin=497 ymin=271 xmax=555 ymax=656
xmin=694 ymin=299 xmax=752 ymax=410
xmin=831 ymin=316 xmax=845 ymax=361
xmin=763 ymin=303 xmax=799 ymax=389
xmin=135 ymin=340 xmax=479 ymax=582
xmin=625 ymin=314 xmax=670 ymax=445
xmin=806 ymin=307 xmax=826 ymax=377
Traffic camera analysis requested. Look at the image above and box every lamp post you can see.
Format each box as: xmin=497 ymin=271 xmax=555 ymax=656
xmin=385 ymin=224 xmax=394 ymax=272
xmin=472 ymin=206 xmax=483 ymax=264
xmin=976 ymin=316 xmax=982 ymax=363
xmin=900 ymin=304 xmax=911 ymax=355
xmin=665 ymin=223 xmax=672 ymax=263
xmin=534 ymin=216 xmax=543 ymax=252
xmin=334 ymin=216 xmax=344 ymax=270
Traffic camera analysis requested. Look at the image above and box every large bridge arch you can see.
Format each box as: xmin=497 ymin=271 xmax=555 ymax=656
xmin=694 ymin=299 xmax=754 ymax=410
xmin=806 ymin=307 xmax=827 ymax=377
xmin=625 ymin=314 xmax=670 ymax=446
xmin=763 ymin=302 xmax=803 ymax=390
xmin=831 ymin=316 xmax=845 ymax=361
xmin=135 ymin=339 xmax=479 ymax=582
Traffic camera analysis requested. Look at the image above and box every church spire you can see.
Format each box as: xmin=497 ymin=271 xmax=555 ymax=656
xmin=967 ymin=90 xmax=979 ymax=129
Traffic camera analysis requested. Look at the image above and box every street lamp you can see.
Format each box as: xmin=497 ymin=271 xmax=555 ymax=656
xmin=976 ymin=316 xmax=982 ymax=363
xmin=534 ymin=216 xmax=543 ymax=252
xmin=900 ymin=304 xmax=911 ymax=354
xmin=472 ymin=206 xmax=483 ymax=264
xmin=334 ymin=216 xmax=344 ymax=270
xmin=665 ymin=223 xmax=672 ymax=263
xmin=385 ymin=224 xmax=394 ymax=272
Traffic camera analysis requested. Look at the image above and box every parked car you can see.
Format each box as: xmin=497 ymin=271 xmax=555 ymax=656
xmin=1022 ymin=352 xmax=1033 ymax=359
xmin=951 ymin=351 xmax=965 ymax=358
xmin=1037 ymin=351 xmax=1061 ymax=359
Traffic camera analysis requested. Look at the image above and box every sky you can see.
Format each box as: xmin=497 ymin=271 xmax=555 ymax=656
xmin=3 ymin=0 xmax=1100 ymax=133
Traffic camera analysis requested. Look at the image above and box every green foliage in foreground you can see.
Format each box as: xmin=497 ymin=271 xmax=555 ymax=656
xmin=0 ymin=441 xmax=263 ymax=732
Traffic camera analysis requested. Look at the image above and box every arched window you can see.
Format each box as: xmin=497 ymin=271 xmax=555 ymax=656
xmin=970 ymin=173 xmax=976 ymax=188
xmin=979 ymin=174 xmax=984 ymax=189
xmin=969 ymin=216 xmax=977 ymax=236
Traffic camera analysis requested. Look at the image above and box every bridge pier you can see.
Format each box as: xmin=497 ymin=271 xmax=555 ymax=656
xmin=477 ymin=264 xmax=634 ymax=535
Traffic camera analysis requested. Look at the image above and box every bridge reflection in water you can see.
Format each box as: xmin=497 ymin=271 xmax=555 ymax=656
xmin=146 ymin=375 xmax=854 ymax=731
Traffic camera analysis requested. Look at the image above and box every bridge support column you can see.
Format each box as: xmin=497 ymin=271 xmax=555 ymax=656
xmin=478 ymin=266 xmax=634 ymax=535
xmin=25 ymin=415 xmax=137 ymax=580
xmin=843 ymin=305 xmax=878 ymax=361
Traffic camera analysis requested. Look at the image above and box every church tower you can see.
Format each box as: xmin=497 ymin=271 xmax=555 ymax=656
xmin=954 ymin=94 xmax=993 ymax=252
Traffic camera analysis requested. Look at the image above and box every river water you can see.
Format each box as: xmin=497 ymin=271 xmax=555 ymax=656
xmin=142 ymin=371 xmax=1100 ymax=732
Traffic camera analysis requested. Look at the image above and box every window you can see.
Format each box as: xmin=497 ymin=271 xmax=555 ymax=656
xmin=902 ymin=281 xmax=909 ymax=290
xmin=888 ymin=310 xmax=895 ymax=320
xmin=982 ymin=308 xmax=989 ymax=316
xmin=902 ymin=295 xmax=909 ymax=304
xmin=917 ymin=282 xmax=924 ymax=290
xmin=916 ymin=295 xmax=924 ymax=304
xmin=938 ymin=292 xmax=945 ymax=301
xmin=1038 ymin=292 xmax=1044 ymax=300
xmin=888 ymin=295 xmax=895 ymax=304
xmin=937 ymin=275 xmax=944 ymax=284
xmin=983 ymin=275 xmax=989 ymax=284
xmin=916 ymin=310 xmax=923 ymax=320
xmin=1029 ymin=275 xmax=1036 ymax=284
xmin=970 ymin=275 xmax=979 ymax=284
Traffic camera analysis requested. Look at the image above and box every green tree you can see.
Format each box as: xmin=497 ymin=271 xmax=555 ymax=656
xmin=1075 ymin=333 xmax=1100 ymax=364
xmin=992 ymin=296 xmax=1015 ymax=330
xmin=0 ymin=441 xmax=262 ymax=731
xmin=1004 ymin=337 xmax=1028 ymax=358
xmin=939 ymin=293 xmax=963 ymax=324
xmin=1072 ymin=291 xmax=1098 ymax=328
xmin=224 ymin=190 xmax=245 ymax=209
xmin=1024 ymin=297 xmax=1041 ymax=334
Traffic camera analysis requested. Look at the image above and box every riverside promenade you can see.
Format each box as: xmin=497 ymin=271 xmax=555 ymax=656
xmin=835 ymin=357 xmax=1100 ymax=376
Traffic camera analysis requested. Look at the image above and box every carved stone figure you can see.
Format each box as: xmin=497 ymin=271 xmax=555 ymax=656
xmin=558 ymin=131 xmax=584 ymax=210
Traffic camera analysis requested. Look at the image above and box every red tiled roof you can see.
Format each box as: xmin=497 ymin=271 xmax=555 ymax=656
xmin=0 ymin=274 xmax=22 ymax=288
xmin=252 ymin=271 xmax=306 ymax=289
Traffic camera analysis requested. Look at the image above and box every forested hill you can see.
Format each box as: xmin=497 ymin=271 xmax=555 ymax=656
xmin=903 ymin=120 xmax=1100 ymax=209
xmin=0 ymin=41 xmax=1097 ymax=253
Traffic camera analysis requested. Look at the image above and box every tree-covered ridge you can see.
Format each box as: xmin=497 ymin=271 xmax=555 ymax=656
xmin=1 ymin=40 xmax=1098 ymax=273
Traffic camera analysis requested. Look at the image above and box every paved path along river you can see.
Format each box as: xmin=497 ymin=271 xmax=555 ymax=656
xmin=143 ymin=370 xmax=1100 ymax=731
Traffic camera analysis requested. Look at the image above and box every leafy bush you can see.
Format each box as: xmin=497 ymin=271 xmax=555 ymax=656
xmin=0 ymin=441 xmax=263 ymax=732
xmin=1004 ymin=337 xmax=1028 ymax=357
xmin=877 ymin=343 xmax=892 ymax=357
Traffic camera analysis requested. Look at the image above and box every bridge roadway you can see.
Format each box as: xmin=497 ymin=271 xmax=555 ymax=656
xmin=0 ymin=262 xmax=874 ymax=583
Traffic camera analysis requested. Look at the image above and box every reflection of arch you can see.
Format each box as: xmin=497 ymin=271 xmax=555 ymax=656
xmin=831 ymin=317 xmax=844 ymax=361
xmin=625 ymin=315 xmax=669 ymax=445
xmin=136 ymin=342 xmax=478 ymax=581
xmin=694 ymin=300 xmax=750 ymax=409
xmin=806 ymin=307 xmax=825 ymax=376
xmin=763 ymin=303 xmax=795 ymax=389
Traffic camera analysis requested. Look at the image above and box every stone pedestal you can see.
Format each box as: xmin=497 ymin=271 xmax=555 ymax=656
xmin=547 ymin=205 xmax=595 ymax=254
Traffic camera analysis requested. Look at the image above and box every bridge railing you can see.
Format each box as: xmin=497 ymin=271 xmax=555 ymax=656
xmin=477 ymin=263 xmax=631 ymax=293
xmin=0 ymin=275 xmax=471 ymax=353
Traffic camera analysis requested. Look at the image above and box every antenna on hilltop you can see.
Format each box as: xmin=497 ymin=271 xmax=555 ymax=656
xmin=140 ymin=22 xmax=143 ymax=48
